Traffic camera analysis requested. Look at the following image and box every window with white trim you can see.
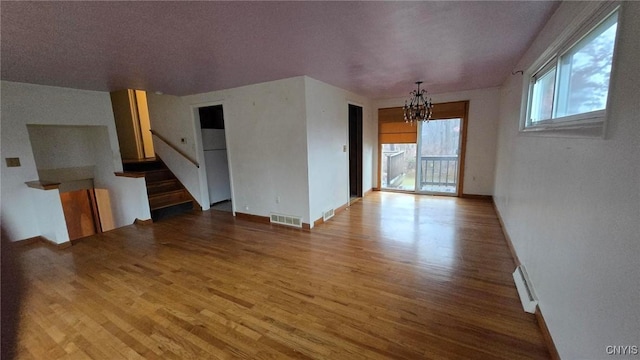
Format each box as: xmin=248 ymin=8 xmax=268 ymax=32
xmin=523 ymin=4 xmax=620 ymax=132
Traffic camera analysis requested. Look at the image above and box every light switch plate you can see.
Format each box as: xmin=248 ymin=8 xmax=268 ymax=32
xmin=6 ymin=157 xmax=21 ymax=167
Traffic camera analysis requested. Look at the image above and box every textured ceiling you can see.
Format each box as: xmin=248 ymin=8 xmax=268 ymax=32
xmin=1 ymin=1 xmax=558 ymax=99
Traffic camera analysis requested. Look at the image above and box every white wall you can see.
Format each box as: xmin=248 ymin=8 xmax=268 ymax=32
xmin=375 ymin=87 xmax=501 ymax=195
xmin=0 ymin=81 xmax=150 ymax=243
xmin=304 ymin=77 xmax=374 ymax=224
xmin=493 ymin=2 xmax=640 ymax=359
xmin=147 ymin=76 xmax=376 ymax=226
xmin=150 ymin=77 xmax=311 ymax=223
xmin=30 ymin=188 xmax=68 ymax=242
xmin=26 ymin=124 xmax=152 ymax=235
xmin=88 ymin=126 xmax=151 ymax=230
xmin=27 ymin=125 xmax=98 ymax=170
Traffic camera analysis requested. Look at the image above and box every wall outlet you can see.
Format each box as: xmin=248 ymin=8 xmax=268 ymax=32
xmin=5 ymin=157 xmax=20 ymax=167
xmin=276 ymin=196 xmax=280 ymax=204
xmin=343 ymin=145 xmax=347 ymax=152
xmin=244 ymin=205 xmax=249 ymax=211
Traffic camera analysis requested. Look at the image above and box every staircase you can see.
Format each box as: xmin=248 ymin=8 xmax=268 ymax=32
xmin=123 ymin=158 xmax=196 ymax=221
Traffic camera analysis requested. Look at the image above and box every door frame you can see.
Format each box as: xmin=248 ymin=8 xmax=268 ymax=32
xmin=191 ymin=100 xmax=236 ymax=214
xmin=377 ymin=100 xmax=468 ymax=197
xmin=348 ymin=103 xmax=364 ymax=201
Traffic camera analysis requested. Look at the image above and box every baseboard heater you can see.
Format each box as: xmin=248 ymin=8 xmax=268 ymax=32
xmin=513 ymin=265 xmax=538 ymax=314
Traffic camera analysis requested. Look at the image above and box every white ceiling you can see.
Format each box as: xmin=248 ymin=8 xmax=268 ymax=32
xmin=1 ymin=1 xmax=559 ymax=99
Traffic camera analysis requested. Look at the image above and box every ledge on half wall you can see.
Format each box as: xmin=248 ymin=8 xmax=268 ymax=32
xmin=24 ymin=180 xmax=61 ymax=190
xmin=114 ymin=172 xmax=146 ymax=178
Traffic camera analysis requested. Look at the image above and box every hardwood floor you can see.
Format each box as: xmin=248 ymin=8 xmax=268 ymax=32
xmin=13 ymin=192 xmax=550 ymax=359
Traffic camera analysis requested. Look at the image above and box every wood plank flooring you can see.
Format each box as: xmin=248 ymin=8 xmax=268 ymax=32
xmin=13 ymin=192 xmax=550 ymax=359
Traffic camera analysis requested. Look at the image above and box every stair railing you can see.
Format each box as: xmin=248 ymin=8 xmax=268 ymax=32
xmin=150 ymin=129 xmax=200 ymax=168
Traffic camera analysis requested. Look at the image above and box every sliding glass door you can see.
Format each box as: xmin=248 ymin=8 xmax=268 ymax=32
xmin=378 ymin=101 xmax=467 ymax=196
xmin=416 ymin=118 xmax=462 ymax=195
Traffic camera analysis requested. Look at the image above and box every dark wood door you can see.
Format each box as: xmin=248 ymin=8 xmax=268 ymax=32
xmin=349 ymin=104 xmax=363 ymax=198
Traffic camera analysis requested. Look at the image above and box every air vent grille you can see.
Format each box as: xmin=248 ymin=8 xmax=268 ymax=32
xmin=323 ymin=208 xmax=335 ymax=221
xmin=270 ymin=213 xmax=302 ymax=228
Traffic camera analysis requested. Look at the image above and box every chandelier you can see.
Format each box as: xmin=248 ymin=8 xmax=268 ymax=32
xmin=403 ymin=81 xmax=434 ymax=124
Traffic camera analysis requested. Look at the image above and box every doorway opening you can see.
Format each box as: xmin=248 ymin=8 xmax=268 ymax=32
xmin=349 ymin=104 xmax=363 ymax=201
xmin=198 ymin=105 xmax=232 ymax=211
xmin=110 ymin=89 xmax=155 ymax=162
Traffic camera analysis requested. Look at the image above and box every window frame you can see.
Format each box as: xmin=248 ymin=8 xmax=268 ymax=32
xmin=520 ymin=1 xmax=622 ymax=136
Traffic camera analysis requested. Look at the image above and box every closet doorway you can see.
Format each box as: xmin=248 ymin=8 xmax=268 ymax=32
xmin=349 ymin=104 xmax=363 ymax=200
xmin=198 ymin=105 xmax=232 ymax=211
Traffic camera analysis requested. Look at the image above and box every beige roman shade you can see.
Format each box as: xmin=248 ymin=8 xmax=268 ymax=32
xmin=430 ymin=101 xmax=468 ymax=120
xmin=378 ymin=107 xmax=417 ymax=143
xmin=378 ymin=101 xmax=469 ymax=144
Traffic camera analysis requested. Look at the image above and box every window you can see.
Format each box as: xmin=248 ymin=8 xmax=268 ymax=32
xmin=523 ymin=4 xmax=620 ymax=133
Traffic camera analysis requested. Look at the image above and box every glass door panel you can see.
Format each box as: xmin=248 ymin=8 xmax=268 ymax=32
xmin=417 ymin=119 xmax=461 ymax=195
xmin=380 ymin=143 xmax=417 ymax=191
